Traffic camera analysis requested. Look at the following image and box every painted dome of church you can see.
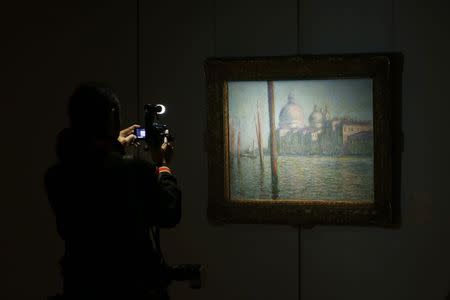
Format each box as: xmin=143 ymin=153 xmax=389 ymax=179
xmin=278 ymin=93 xmax=305 ymax=129
xmin=309 ymin=105 xmax=324 ymax=128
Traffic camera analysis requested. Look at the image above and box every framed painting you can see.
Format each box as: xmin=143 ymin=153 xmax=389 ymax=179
xmin=205 ymin=54 xmax=402 ymax=226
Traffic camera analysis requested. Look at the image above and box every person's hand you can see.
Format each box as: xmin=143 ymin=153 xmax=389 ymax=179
xmin=161 ymin=142 xmax=174 ymax=165
xmin=118 ymin=124 xmax=140 ymax=146
xmin=151 ymin=141 xmax=174 ymax=166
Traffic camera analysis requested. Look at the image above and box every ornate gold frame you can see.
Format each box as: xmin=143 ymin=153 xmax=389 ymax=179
xmin=205 ymin=54 xmax=402 ymax=226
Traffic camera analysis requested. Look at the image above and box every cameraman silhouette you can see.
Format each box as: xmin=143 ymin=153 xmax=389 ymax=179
xmin=45 ymin=83 xmax=181 ymax=300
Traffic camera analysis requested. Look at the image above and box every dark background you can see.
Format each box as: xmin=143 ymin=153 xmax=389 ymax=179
xmin=1 ymin=0 xmax=449 ymax=299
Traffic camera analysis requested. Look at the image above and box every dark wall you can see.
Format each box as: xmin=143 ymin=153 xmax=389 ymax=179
xmin=1 ymin=0 xmax=449 ymax=299
xmin=0 ymin=1 xmax=138 ymax=297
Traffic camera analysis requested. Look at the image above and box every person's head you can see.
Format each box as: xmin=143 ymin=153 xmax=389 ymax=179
xmin=68 ymin=82 xmax=121 ymax=140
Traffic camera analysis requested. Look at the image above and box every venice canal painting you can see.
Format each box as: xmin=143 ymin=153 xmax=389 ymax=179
xmin=228 ymin=79 xmax=374 ymax=202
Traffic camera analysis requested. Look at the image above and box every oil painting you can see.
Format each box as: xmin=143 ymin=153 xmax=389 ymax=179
xmin=206 ymin=54 xmax=401 ymax=226
xmin=228 ymin=79 xmax=374 ymax=202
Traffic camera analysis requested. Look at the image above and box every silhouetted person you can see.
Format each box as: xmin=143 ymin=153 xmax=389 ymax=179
xmin=45 ymin=83 xmax=181 ymax=299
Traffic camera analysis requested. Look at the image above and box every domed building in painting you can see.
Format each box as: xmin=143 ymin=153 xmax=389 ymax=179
xmin=276 ymin=92 xmax=373 ymax=156
xmin=278 ymin=93 xmax=305 ymax=137
xmin=309 ymin=105 xmax=324 ymax=129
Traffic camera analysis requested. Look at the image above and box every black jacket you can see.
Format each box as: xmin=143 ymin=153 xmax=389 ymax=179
xmin=45 ymin=128 xmax=181 ymax=298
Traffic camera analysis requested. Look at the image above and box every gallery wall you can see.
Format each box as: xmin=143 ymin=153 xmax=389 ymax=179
xmin=1 ymin=0 xmax=449 ymax=299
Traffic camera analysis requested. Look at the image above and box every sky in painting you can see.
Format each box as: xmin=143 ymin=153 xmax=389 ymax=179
xmin=228 ymin=79 xmax=373 ymax=150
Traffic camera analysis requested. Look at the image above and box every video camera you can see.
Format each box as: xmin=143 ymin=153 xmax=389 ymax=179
xmin=135 ymin=104 xmax=204 ymax=293
xmin=134 ymin=104 xmax=173 ymax=149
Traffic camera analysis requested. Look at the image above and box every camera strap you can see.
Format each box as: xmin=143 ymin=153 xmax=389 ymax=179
xmin=150 ymin=226 xmax=165 ymax=266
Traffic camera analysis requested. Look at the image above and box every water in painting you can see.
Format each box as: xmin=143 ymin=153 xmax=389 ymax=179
xmin=228 ymin=79 xmax=374 ymax=201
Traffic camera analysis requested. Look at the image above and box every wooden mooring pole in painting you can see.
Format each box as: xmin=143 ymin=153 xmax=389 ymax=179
xmin=237 ymin=128 xmax=241 ymax=169
xmin=267 ymin=81 xmax=279 ymax=198
xmin=229 ymin=120 xmax=236 ymax=164
xmin=255 ymin=102 xmax=264 ymax=170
